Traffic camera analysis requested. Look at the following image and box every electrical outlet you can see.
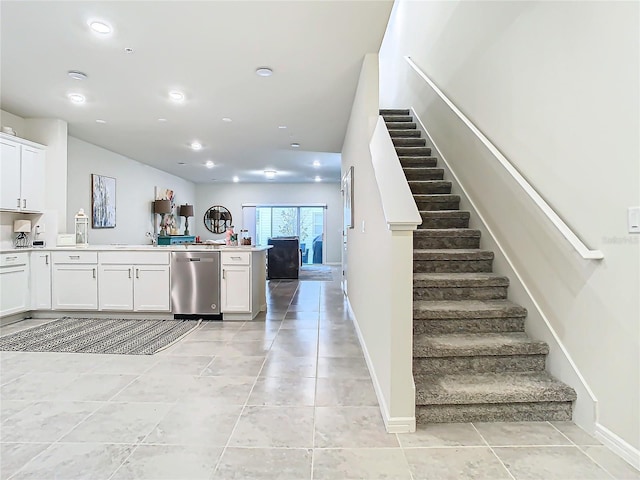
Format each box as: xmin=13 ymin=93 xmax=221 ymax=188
xmin=629 ymin=207 xmax=640 ymax=233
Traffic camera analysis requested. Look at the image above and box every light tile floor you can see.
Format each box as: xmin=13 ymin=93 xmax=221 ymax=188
xmin=1 ymin=267 xmax=638 ymax=479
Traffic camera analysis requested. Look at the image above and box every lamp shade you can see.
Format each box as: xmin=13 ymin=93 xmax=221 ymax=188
xmin=179 ymin=204 xmax=193 ymax=217
xmin=154 ymin=199 xmax=171 ymax=214
xmin=13 ymin=220 xmax=32 ymax=233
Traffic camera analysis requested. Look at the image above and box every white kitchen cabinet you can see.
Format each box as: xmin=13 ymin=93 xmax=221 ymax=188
xmin=30 ymin=251 xmax=52 ymax=310
xmin=0 ymin=253 xmax=29 ymax=317
xmin=221 ymin=265 xmax=251 ymax=312
xmin=0 ymin=134 xmax=46 ymax=212
xmin=52 ymin=252 xmax=98 ymax=310
xmin=97 ymin=252 xmax=170 ymax=312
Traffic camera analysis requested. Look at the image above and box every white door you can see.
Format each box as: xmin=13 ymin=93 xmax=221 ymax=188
xmin=0 ymin=265 xmax=29 ymax=316
xmin=30 ymin=252 xmax=52 ymax=310
xmin=99 ymin=265 xmax=134 ymax=311
xmin=134 ymin=265 xmax=170 ymax=311
xmin=52 ymin=265 xmax=98 ymax=310
xmin=20 ymin=146 xmax=45 ymax=212
xmin=221 ymin=266 xmax=250 ymax=312
xmin=0 ymin=139 xmax=21 ymax=210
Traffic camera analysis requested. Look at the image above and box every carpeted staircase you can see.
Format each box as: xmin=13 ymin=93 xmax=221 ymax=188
xmin=381 ymin=109 xmax=577 ymax=423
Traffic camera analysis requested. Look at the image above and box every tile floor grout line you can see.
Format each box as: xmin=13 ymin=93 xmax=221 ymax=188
xmin=310 ymin=280 xmax=321 ymax=480
xmin=471 ymin=422 xmax=517 ymax=480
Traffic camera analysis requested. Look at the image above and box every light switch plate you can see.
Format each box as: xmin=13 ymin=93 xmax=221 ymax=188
xmin=628 ymin=207 xmax=640 ymax=233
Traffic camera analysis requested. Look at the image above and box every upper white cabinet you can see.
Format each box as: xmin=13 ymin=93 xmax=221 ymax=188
xmin=0 ymin=134 xmax=46 ymax=212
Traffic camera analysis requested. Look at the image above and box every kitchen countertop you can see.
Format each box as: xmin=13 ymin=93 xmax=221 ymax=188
xmin=1 ymin=244 xmax=272 ymax=254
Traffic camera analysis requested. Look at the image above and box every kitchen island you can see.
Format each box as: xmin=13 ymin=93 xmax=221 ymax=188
xmin=1 ymin=244 xmax=271 ymax=322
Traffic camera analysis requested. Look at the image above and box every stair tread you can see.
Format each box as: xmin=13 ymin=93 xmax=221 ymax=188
xmin=413 ymin=228 xmax=480 ymax=237
xmin=413 ymin=299 xmax=527 ymax=318
xmin=414 ymin=332 xmax=548 ymax=357
xmin=413 ymin=249 xmax=494 ymax=260
xmin=420 ymin=210 xmax=469 ymax=216
xmin=413 ymin=272 xmax=509 ymax=286
xmin=415 ymin=371 xmax=577 ymax=405
xmin=380 ymin=109 xmax=410 ymax=115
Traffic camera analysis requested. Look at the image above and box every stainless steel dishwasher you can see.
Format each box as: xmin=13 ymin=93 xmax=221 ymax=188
xmin=171 ymin=251 xmax=220 ymax=315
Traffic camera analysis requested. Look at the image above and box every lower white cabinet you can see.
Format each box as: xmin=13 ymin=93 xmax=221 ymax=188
xmin=97 ymin=252 xmax=170 ymax=312
xmin=52 ymin=264 xmax=98 ymax=310
xmin=221 ymin=265 xmax=251 ymax=312
xmin=0 ymin=253 xmax=29 ymax=316
xmin=30 ymin=251 xmax=52 ymax=310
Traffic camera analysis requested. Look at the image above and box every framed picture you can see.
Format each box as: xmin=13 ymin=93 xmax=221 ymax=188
xmin=91 ymin=174 xmax=116 ymax=228
xmin=342 ymin=166 xmax=354 ymax=229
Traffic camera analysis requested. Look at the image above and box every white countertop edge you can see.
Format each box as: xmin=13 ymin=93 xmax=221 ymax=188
xmin=1 ymin=244 xmax=272 ymax=254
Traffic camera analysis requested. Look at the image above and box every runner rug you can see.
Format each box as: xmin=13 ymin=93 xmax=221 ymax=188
xmin=0 ymin=317 xmax=200 ymax=355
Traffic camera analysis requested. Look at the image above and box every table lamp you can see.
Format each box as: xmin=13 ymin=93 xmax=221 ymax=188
xmin=179 ymin=204 xmax=194 ymax=236
xmin=13 ymin=219 xmax=31 ymax=248
xmin=154 ymin=199 xmax=171 ymax=236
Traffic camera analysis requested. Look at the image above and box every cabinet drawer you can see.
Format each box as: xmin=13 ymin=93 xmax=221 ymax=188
xmin=221 ymin=251 xmax=250 ymax=265
xmin=52 ymin=251 xmax=98 ymax=264
xmin=99 ymin=251 xmax=169 ymax=265
xmin=0 ymin=252 xmax=28 ymax=267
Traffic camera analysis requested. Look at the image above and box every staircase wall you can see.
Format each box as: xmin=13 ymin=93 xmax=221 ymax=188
xmin=341 ymin=54 xmax=416 ymax=432
xmin=378 ymin=0 xmax=640 ymax=460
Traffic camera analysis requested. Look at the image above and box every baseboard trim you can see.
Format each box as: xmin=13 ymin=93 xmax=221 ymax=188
xmin=595 ymin=423 xmax=640 ymax=471
xmin=346 ymin=298 xmax=416 ymax=434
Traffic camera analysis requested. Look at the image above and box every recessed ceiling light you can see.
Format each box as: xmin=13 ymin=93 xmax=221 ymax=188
xmin=205 ymin=160 xmax=214 ymax=168
xmin=290 ymin=143 xmax=300 ymax=148
xmin=124 ymin=47 xmax=134 ymax=54
xmin=233 ymin=176 xmax=239 ymax=183
xmin=89 ymin=21 xmax=111 ymax=34
xmin=313 ymin=160 xmax=321 ymax=168
xmin=278 ymin=125 xmax=287 ymax=129
xmin=256 ymin=67 xmax=273 ymax=77
xmin=315 ymin=176 xmax=322 ymax=182
xmin=96 ymin=119 xmax=106 ymax=124
xmin=68 ymin=93 xmax=85 ymax=104
xmin=222 ymin=117 xmax=232 ymax=123
xmin=190 ymin=141 xmax=202 ymax=151
xmin=68 ymin=70 xmax=88 ymax=80
xmin=178 ymin=162 xmax=186 ymax=165
xmin=158 ymin=118 xmax=167 ymax=122
xmin=264 ymin=170 xmax=276 ymax=179
xmin=169 ymin=90 xmax=185 ymax=102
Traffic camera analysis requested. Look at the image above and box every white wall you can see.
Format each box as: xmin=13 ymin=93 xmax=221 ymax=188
xmin=194 ymin=182 xmax=342 ymax=264
xmin=379 ymin=0 xmax=640 ymax=454
xmin=67 ymin=136 xmax=195 ymax=245
xmin=0 ymin=109 xmax=25 ymax=134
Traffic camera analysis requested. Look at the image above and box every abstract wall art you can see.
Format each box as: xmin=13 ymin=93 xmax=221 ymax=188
xmin=91 ymin=174 xmax=116 ymax=228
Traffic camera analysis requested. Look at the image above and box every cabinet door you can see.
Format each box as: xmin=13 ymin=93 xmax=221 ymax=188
xmin=30 ymin=252 xmax=52 ymax=310
xmin=134 ymin=265 xmax=170 ymax=311
xmin=20 ymin=146 xmax=45 ymax=212
xmin=0 ymin=265 xmax=29 ymax=316
xmin=99 ymin=265 xmax=134 ymax=311
xmin=0 ymin=139 xmax=21 ymax=210
xmin=52 ymin=265 xmax=98 ymax=310
xmin=221 ymin=265 xmax=251 ymax=312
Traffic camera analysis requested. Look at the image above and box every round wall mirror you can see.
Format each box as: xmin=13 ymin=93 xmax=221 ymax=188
xmin=204 ymin=205 xmax=232 ymax=234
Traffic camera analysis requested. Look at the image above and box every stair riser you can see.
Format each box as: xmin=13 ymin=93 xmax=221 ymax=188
xmin=404 ymin=170 xmax=445 ymax=181
xmin=413 ymin=259 xmax=493 ymax=273
xmin=410 ymin=183 xmax=452 ymax=194
xmin=380 ymin=109 xmax=410 ymax=115
xmin=413 ymin=236 xmax=480 ymax=249
xmin=414 ymin=286 xmax=508 ymax=301
xmin=415 ymin=402 xmax=573 ymax=423
xmin=389 ymin=130 xmax=421 ymax=138
xmin=419 ymin=217 xmax=470 ymax=229
xmin=382 ymin=115 xmax=413 ymax=122
xmin=397 ymin=147 xmax=432 ymax=156
xmin=413 ymin=355 xmax=546 ymax=375
xmin=399 ymin=157 xmax=438 ymax=168
xmin=387 ymin=122 xmax=416 ymax=130
xmin=393 ymin=138 xmax=426 ymax=147
xmin=414 ymin=318 xmax=526 ymax=335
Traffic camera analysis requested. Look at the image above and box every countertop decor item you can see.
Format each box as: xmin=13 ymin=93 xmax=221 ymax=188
xmin=204 ymin=205 xmax=232 ymax=234
xmin=13 ymin=219 xmax=31 ymax=248
xmin=91 ymin=174 xmax=116 ymax=228
xmin=154 ymin=199 xmax=171 ymax=236
xmin=179 ymin=204 xmax=194 ymax=236
xmin=74 ymin=209 xmax=89 ymax=246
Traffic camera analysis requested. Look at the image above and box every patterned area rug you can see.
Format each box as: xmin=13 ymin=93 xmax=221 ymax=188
xmin=299 ymin=265 xmax=333 ymax=281
xmin=0 ymin=317 xmax=200 ymax=355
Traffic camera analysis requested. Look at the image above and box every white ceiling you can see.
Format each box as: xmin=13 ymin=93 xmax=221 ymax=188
xmin=0 ymin=1 xmax=393 ymax=184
